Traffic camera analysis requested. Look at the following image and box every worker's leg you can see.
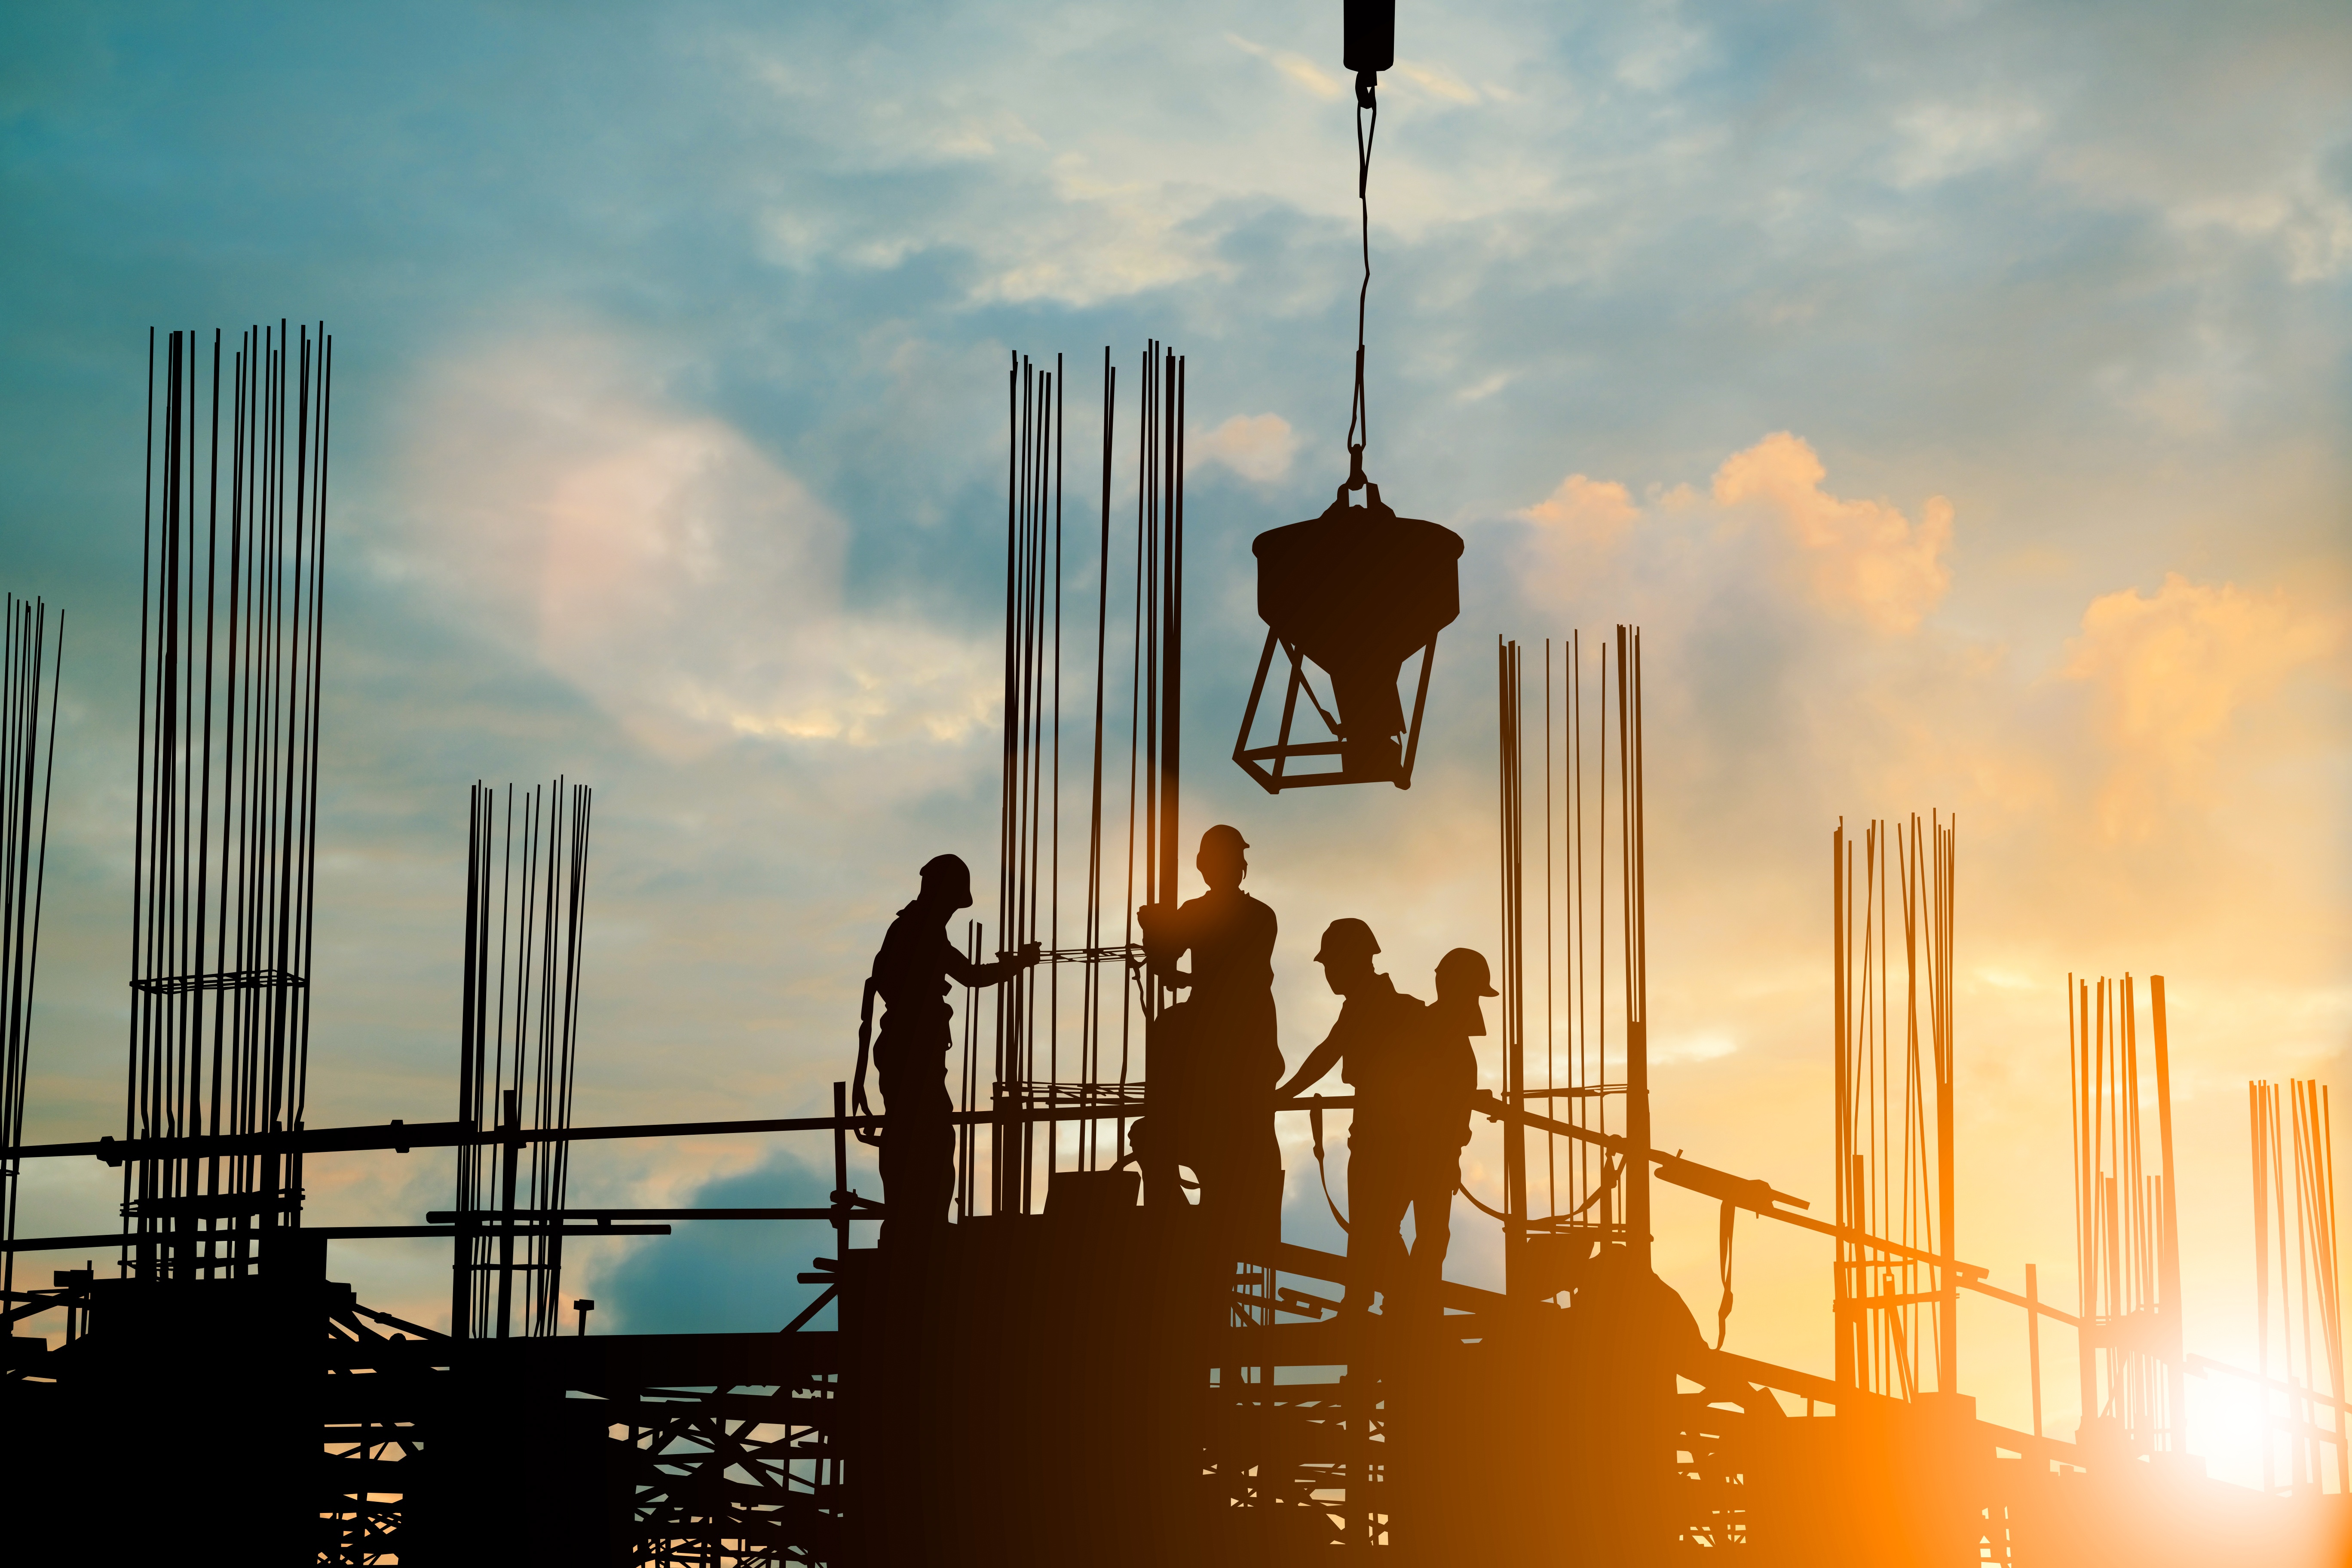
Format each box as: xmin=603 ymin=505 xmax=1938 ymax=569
xmin=1402 ymin=1157 xmax=1458 ymax=1318
xmin=1245 ymin=1118 xmax=1283 ymax=1253
xmin=1194 ymin=1112 xmax=1283 ymax=1257
xmin=877 ymin=1041 xmax=954 ymax=1243
xmin=1144 ymin=1008 xmax=1194 ymax=1210
xmin=1343 ymin=1141 xmax=1408 ymax=1312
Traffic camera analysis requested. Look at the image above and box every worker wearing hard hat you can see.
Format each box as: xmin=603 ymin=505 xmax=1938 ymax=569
xmin=1136 ymin=824 xmax=1283 ymax=1243
xmin=1386 ymin=948 xmax=1494 ymax=1310
xmin=859 ymin=854 xmax=1039 ymax=1243
xmin=1276 ymin=917 xmax=1435 ymax=1314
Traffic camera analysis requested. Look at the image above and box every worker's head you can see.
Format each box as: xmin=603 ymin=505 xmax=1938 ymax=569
xmin=1197 ymin=824 xmax=1249 ymax=891
xmin=1314 ymin=918 xmax=1381 ymax=996
xmin=1432 ymin=947 xmax=1495 ymax=1035
xmin=918 ymin=853 xmax=974 ymax=911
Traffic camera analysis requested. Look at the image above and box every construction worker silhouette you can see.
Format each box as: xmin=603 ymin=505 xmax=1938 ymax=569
xmin=1135 ymin=825 xmax=1283 ymax=1244
xmin=1384 ymin=947 xmax=1493 ymax=1310
xmin=861 ymin=854 xmax=1038 ymax=1240
xmin=1275 ymin=918 xmax=1430 ymax=1313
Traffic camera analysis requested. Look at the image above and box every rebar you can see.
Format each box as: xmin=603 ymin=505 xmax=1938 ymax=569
xmin=122 ymin=324 xmax=331 ymax=1281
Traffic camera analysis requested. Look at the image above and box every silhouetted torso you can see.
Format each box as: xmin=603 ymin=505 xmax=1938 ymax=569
xmin=873 ymin=903 xmax=997 ymax=1033
xmin=1154 ymin=886 xmax=1274 ymax=1000
xmin=1150 ymin=885 xmax=1280 ymax=1085
xmin=1392 ymin=1014 xmax=1476 ymax=1156
xmin=1324 ymin=972 xmax=1427 ymax=1143
xmin=1138 ymin=873 xmax=1283 ymax=1238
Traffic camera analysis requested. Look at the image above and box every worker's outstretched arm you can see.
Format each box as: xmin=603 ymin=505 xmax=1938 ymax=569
xmin=948 ymin=939 xmax=1041 ymax=989
xmin=1136 ymin=902 xmax=1192 ymax=988
xmin=1275 ymin=1029 xmax=1346 ymax=1102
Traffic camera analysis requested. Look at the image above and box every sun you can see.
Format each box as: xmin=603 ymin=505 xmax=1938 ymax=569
xmin=2188 ymin=1374 xmax=2276 ymax=1493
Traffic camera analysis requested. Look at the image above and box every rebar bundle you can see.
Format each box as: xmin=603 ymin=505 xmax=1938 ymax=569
xmin=2067 ymin=971 xmax=2184 ymax=1450
xmin=1492 ymin=629 xmax=1651 ymax=1290
xmin=451 ymin=779 xmax=594 ymax=1338
xmin=1831 ymin=814 xmax=1956 ymax=1398
xmin=964 ymin=345 xmax=1182 ymax=1219
xmin=2250 ymin=1076 xmax=2345 ymax=1491
xmin=123 ymin=324 xmax=331 ymax=1279
xmin=0 ymin=595 xmax=62 ymax=1300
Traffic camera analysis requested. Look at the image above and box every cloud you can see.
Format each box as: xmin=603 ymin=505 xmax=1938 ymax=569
xmin=1712 ymin=433 xmax=1954 ymax=634
xmin=391 ymin=332 xmax=999 ymax=762
xmin=1 ymin=0 xmax=2343 ymax=1409
xmin=1517 ymin=472 xmax=1639 ymax=545
xmin=2167 ymin=163 xmax=2352 ymax=285
xmin=1225 ymin=33 xmax=1343 ymax=101
xmin=1654 ymin=1029 xmax=1740 ymax=1067
xmin=1519 ymin=433 xmax=1954 ymax=635
xmin=1394 ymin=61 xmax=1481 ymax=107
xmin=594 ymin=1146 xmax=837 ymax=1333
xmin=971 ymin=154 xmax=1234 ymax=305
xmin=1614 ymin=17 xmax=1708 ymax=92
xmin=1889 ymin=101 xmax=2045 ymax=189
xmin=1191 ymin=412 xmax=1297 ymax=483
xmin=2062 ymin=573 xmax=2343 ymax=839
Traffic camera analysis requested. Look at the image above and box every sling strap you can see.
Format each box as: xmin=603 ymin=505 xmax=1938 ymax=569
xmin=849 ymin=974 xmax=883 ymax=1148
xmin=1715 ymin=1197 xmax=1736 ymax=1350
xmin=1458 ymin=1150 xmax=1621 ymax=1224
xmin=1310 ymin=1102 xmax=1349 ymax=1233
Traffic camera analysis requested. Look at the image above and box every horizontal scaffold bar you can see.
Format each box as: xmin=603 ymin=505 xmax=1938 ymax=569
xmin=424 ymin=1208 xmax=877 ymax=1223
xmin=1468 ymin=1091 xmax=2098 ymax=1326
xmin=14 ymin=1089 xmax=2037 ymax=1316
xmin=0 ymin=1224 xmax=671 ymax=1253
xmin=1470 ymin=1089 xmax=1815 ymax=1212
xmin=2 ymin=1098 xmax=1370 ymax=1164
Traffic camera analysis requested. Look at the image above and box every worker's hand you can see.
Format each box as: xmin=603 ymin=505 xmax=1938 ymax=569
xmin=1017 ymin=940 xmax=1043 ymax=969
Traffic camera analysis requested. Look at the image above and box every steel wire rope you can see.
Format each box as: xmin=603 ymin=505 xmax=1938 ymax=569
xmin=1344 ymin=78 xmax=1378 ymax=484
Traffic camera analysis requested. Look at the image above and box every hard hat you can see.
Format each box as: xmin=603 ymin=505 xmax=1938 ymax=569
xmin=919 ymin=853 xmax=974 ymax=910
xmin=1436 ymin=947 xmax=1498 ymax=997
xmin=1198 ymin=824 xmax=1250 ymax=855
xmin=1314 ymin=918 xmax=1380 ymax=962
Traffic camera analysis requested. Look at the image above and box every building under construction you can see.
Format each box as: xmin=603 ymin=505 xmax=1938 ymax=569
xmin=0 ymin=326 xmax=2348 ymax=1566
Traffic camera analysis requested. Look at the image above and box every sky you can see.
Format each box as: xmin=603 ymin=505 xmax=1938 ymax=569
xmin=3 ymin=0 xmax=2347 ymax=1489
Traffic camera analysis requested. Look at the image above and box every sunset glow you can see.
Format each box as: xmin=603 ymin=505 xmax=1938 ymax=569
xmin=1 ymin=2 xmax=2345 ymax=1552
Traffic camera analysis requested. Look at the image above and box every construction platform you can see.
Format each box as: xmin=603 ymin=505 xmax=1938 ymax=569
xmin=6 ymin=1201 xmax=2346 ymax=1565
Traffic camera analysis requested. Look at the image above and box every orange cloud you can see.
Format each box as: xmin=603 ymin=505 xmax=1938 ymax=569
xmin=1518 ymin=433 xmax=1954 ymax=635
xmin=1517 ymin=472 xmax=1640 ymax=545
xmin=2063 ymin=572 xmax=2343 ymax=839
xmin=1191 ymin=412 xmax=1297 ymax=483
xmin=1711 ymin=432 xmax=1953 ymax=632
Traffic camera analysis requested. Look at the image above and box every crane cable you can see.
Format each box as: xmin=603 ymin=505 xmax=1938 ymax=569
xmin=1343 ymin=73 xmax=1378 ymax=492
